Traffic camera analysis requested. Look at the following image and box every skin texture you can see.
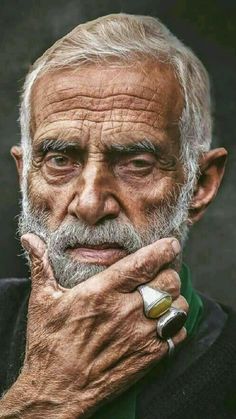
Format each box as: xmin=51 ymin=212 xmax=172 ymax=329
xmin=1 ymin=59 xmax=227 ymax=418
xmin=0 ymin=235 xmax=186 ymax=418
xmin=28 ymin=61 xmax=185 ymax=237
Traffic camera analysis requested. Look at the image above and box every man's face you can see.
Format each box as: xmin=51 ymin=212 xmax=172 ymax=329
xmin=20 ymin=59 xmax=187 ymax=287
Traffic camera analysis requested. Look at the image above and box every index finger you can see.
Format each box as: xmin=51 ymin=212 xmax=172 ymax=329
xmin=84 ymin=237 xmax=181 ymax=293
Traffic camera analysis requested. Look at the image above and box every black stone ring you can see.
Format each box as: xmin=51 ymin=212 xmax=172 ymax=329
xmin=156 ymin=307 xmax=187 ymax=339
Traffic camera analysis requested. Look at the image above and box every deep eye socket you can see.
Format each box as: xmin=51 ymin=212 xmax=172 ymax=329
xmin=124 ymin=155 xmax=156 ymax=170
xmin=45 ymin=153 xmax=76 ymax=170
xmin=129 ymin=158 xmax=153 ymax=168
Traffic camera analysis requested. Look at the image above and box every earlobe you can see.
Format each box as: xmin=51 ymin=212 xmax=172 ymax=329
xmin=188 ymin=147 xmax=227 ymax=224
xmin=11 ymin=146 xmax=23 ymax=184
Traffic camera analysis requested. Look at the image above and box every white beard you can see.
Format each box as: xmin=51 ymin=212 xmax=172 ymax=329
xmin=18 ymin=185 xmax=190 ymax=288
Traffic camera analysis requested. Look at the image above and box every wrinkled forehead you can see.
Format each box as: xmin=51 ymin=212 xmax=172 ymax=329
xmin=30 ymin=60 xmax=184 ymax=140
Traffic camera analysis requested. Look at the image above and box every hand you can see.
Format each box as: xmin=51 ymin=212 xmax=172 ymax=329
xmin=0 ymin=234 xmax=188 ymax=418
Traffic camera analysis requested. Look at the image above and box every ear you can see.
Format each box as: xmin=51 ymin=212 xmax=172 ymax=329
xmin=11 ymin=146 xmax=23 ymax=185
xmin=188 ymin=147 xmax=227 ymax=224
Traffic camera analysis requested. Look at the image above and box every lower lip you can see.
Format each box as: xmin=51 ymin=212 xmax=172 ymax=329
xmin=67 ymin=247 xmax=127 ymax=266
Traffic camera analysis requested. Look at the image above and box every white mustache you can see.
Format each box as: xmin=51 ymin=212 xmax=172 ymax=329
xmin=48 ymin=219 xmax=144 ymax=254
xmin=18 ymin=185 xmax=190 ymax=288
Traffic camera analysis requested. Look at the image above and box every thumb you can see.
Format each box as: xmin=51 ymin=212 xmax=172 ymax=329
xmin=21 ymin=233 xmax=62 ymax=295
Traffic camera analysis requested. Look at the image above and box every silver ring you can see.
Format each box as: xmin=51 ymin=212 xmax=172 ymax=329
xmin=138 ymin=285 xmax=172 ymax=319
xmin=167 ymin=338 xmax=175 ymax=357
xmin=156 ymin=307 xmax=187 ymax=339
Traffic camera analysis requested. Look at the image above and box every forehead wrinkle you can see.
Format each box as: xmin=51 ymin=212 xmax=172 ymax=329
xmin=32 ymin=83 xmax=161 ymax=119
xmin=33 ymin=124 xmax=84 ymax=145
xmin=100 ymin=122 xmax=179 ymax=140
xmin=33 ymin=92 xmax=180 ymax=133
xmin=33 ymin=91 xmax=176 ymax=132
xmin=40 ymin=106 xmax=166 ymax=129
xmin=33 ymin=117 xmax=179 ymax=144
xmin=30 ymin=64 xmax=184 ymax=149
xmin=35 ymin=110 xmax=175 ymax=135
xmin=39 ymin=86 xmax=162 ymax=105
xmin=33 ymin=71 xmax=173 ymax=104
xmin=31 ymin=66 xmax=184 ymax=133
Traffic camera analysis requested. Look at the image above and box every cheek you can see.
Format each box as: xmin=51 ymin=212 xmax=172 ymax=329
xmin=123 ymin=176 xmax=180 ymax=225
xmin=27 ymin=173 xmax=74 ymax=227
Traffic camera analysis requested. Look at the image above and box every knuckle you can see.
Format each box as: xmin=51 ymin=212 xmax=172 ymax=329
xmin=132 ymin=254 xmax=154 ymax=280
xmin=159 ymin=269 xmax=180 ymax=297
xmin=159 ymin=239 xmax=175 ymax=261
xmin=176 ymin=295 xmax=189 ymax=313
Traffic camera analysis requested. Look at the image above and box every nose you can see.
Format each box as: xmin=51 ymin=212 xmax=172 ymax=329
xmin=67 ymin=162 xmax=121 ymax=225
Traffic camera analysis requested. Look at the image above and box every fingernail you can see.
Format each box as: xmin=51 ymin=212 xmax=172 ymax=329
xmin=171 ymin=239 xmax=181 ymax=255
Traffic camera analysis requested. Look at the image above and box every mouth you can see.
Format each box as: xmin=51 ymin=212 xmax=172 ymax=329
xmin=66 ymin=243 xmax=128 ymax=266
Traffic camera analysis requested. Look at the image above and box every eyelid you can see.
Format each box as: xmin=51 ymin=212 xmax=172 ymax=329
xmin=124 ymin=153 xmax=156 ymax=161
xmin=111 ymin=150 xmax=157 ymax=159
xmin=130 ymin=154 xmax=155 ymax=159
xmin=45 ymin=151 xmax=68 ymax=158
xmin=45 ymin=150 xmax=79 ymax=162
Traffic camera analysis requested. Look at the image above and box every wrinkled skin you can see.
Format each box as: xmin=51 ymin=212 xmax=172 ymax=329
xmin=23 ymin=61 xmax=186 ymax=233
xmin=0 ymin=60 xmax=227 ymax=418
xmin=1 ymin=235 xmax=186 ymax=418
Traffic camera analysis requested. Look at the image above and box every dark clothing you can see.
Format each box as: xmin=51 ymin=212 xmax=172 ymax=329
xmin=0 ymin=278 xmax=236 ymax=418
xmin=137 ymin=301 xmax=236 ymax=419
xmin=0 ymin=278 xmax=30 ymax=395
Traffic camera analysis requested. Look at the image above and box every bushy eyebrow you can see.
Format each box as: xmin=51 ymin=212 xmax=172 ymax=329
xmin=34 ymin=139 xmax=83 ymax=154
xmin=105 ymin=139 xmax=164 ymax=156
xmin=33 ymin=138 xmax=163 ymax=156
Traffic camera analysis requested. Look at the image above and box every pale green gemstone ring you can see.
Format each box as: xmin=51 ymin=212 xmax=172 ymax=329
xmin=138 ymin=285 xmax=172 ymax=319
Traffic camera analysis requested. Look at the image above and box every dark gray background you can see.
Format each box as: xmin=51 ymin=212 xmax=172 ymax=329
xmin=0 ymin=0 xmax=235 ymax=307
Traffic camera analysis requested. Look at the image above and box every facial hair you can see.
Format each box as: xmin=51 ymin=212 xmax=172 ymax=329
xmin=18 ymin=186 xmax=190 ymax=288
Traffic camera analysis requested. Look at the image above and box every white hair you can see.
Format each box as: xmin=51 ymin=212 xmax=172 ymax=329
xmin=19 ymin=13 xmax=212 ymax=210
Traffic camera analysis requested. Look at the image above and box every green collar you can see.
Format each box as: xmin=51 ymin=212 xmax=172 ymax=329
xmin=92 ymin=264 xmax=203 ymax=419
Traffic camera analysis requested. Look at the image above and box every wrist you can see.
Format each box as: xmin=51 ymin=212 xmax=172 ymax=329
xmin=0 ymin=372 xmax=83 ymax=419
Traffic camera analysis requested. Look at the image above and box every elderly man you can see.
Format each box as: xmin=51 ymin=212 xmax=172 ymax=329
xmin=0 ymin=13 xmax=235 ymax=419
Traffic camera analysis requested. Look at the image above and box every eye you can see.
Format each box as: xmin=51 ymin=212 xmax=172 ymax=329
xmin=129 ymin=158 xmax=153 ymax=168
xmin=114 ymin=154 xmax=156 ymax=178
xmin=124 ymin=155 xmax=156 ymax=171
xmin=45 ymin=154 xmax=75 ymax=170
xmin=51 ymin=156 xmax=70 ymax=166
